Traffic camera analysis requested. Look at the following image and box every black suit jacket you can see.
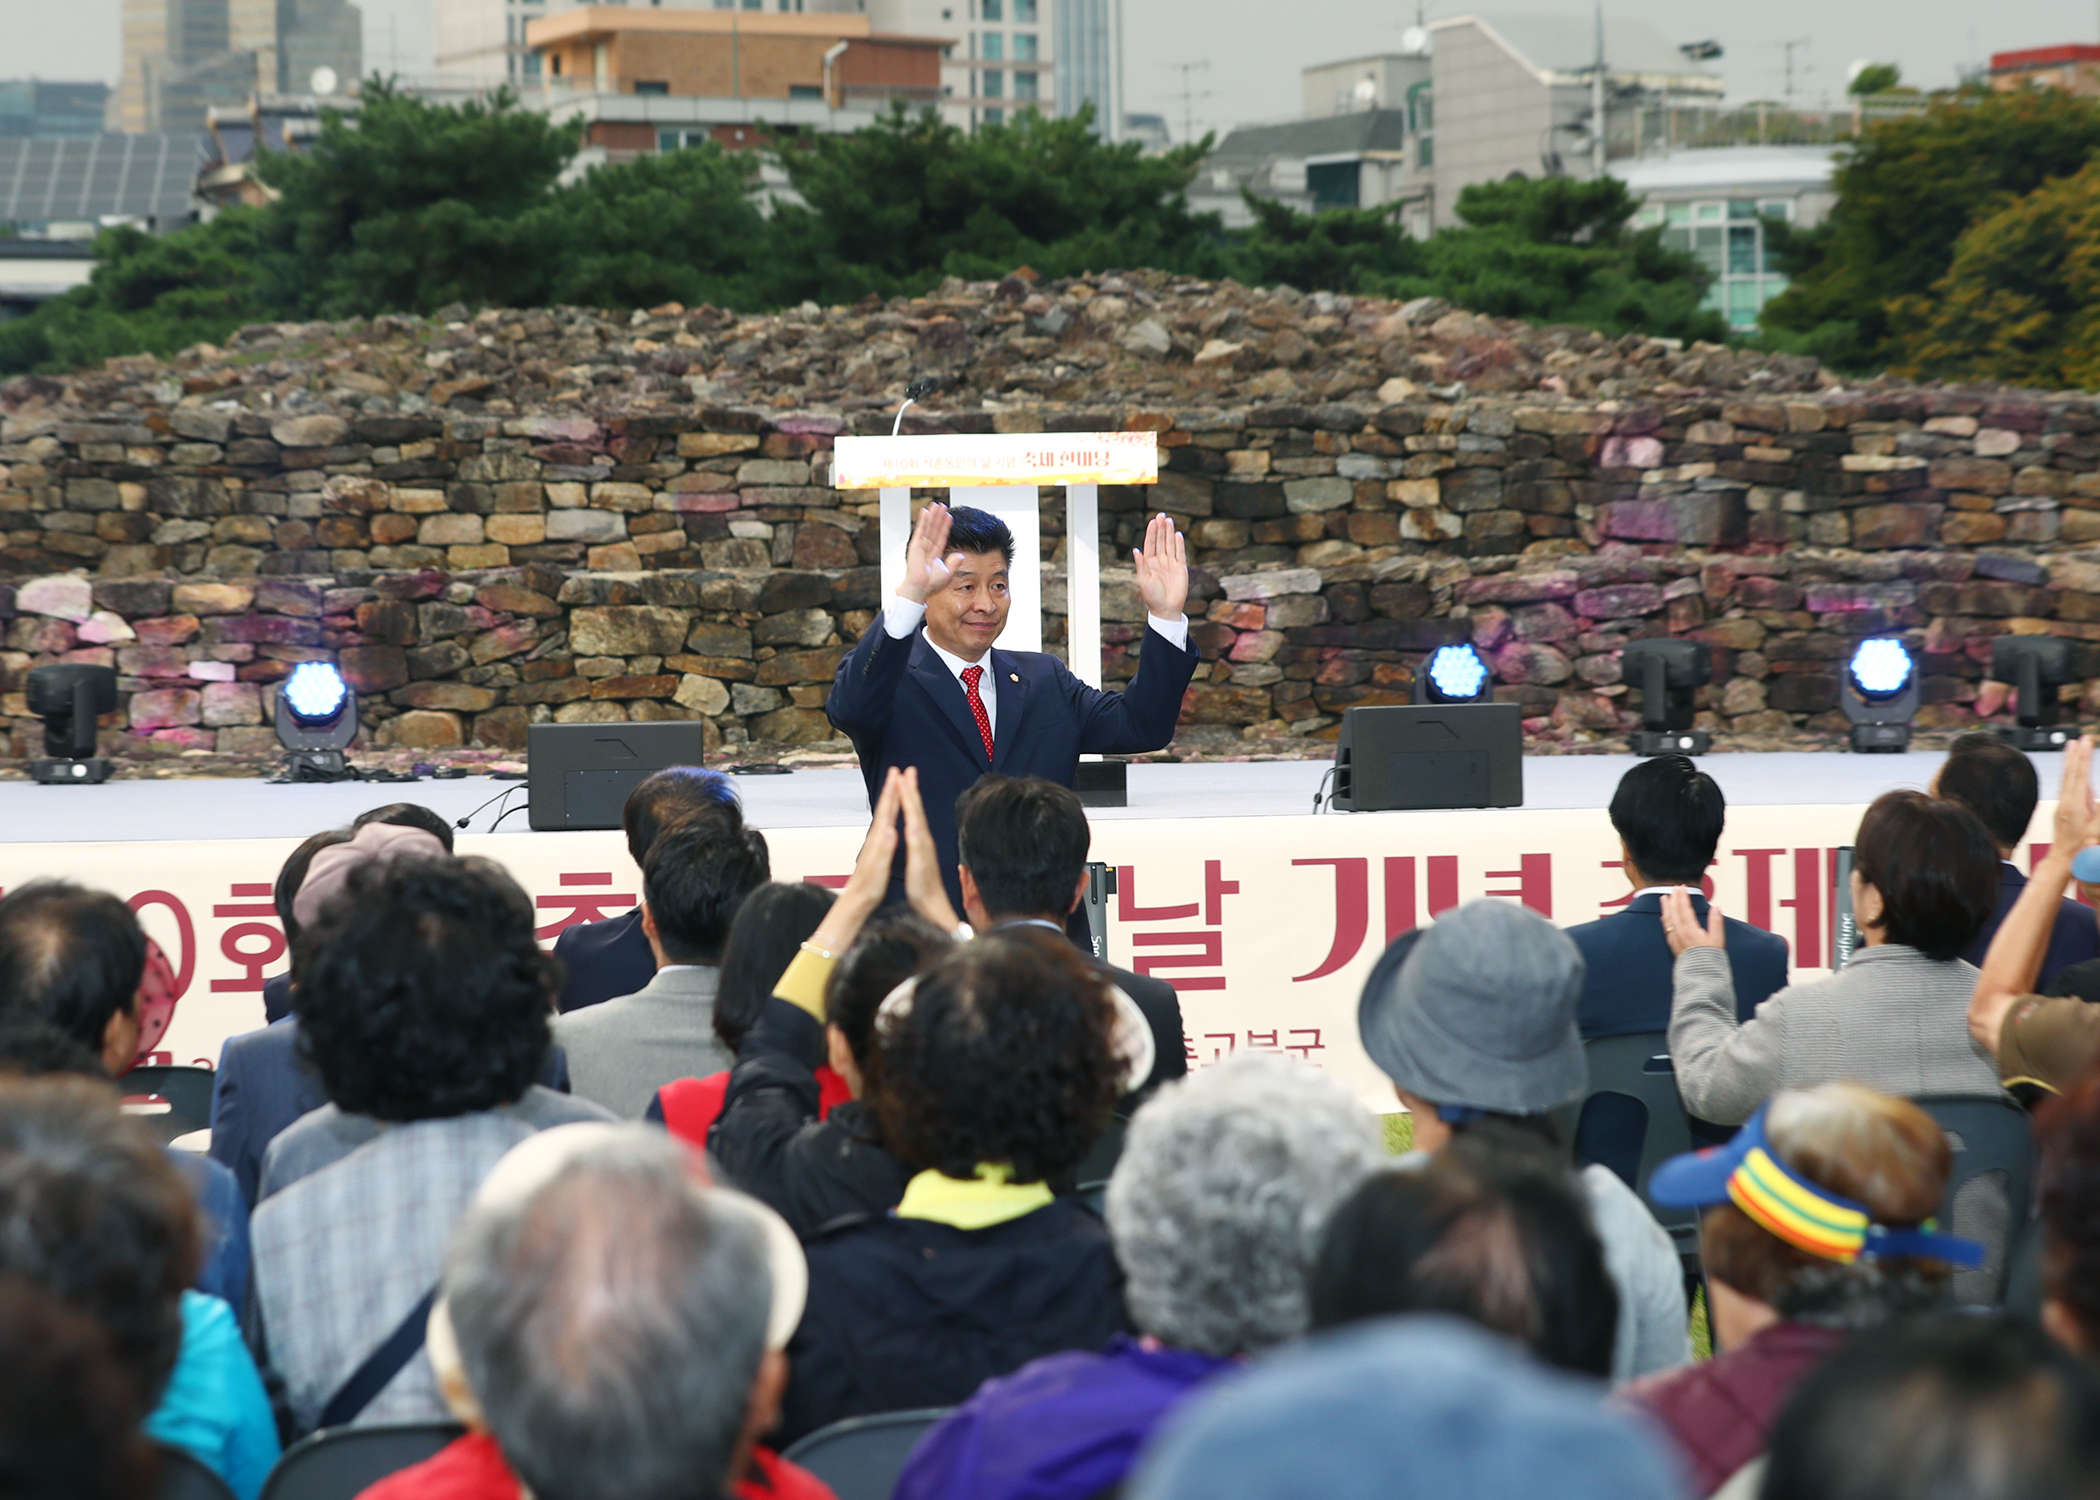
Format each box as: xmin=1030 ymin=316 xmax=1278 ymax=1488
xmin=552 ymin=907 xmax=657 ymax=1014
xmin=826 ymin=620 xmax=1201 ymax=911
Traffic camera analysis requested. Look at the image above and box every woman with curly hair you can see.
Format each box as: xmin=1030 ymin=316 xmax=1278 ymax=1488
xmin=774 ymin=926 xmax=1135 ymax=1446
xmin=249 ymin=852 xmax=615 ymax=1437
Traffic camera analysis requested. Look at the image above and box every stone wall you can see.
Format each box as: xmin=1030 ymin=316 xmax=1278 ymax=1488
xmin=6 ymin=384 xmax=2100 ymax=760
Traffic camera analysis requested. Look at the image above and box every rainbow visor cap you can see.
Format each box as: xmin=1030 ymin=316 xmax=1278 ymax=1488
xmin=1647 ymin=1104 xmax=1984 ymax=1269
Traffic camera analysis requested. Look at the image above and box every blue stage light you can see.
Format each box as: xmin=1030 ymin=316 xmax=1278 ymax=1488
xmin=1424 ymin=644 xmax=1491 ymax=703
xmin=1847 ymin=639 xmax=1914 ymax=701
xmin=282 ymin=662 xmax=350 ymax=724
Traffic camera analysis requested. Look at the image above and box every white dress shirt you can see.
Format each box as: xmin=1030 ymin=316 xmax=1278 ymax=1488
xmin=880 ymin=595 xmax=1190 ymax=739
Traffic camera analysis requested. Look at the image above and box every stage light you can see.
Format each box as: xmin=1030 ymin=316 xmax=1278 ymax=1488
xmin=26 ymin=664 xmax=116 ymax=785
xmin=1841 ymin=638 xmax=1918 ymax=753
xmin=1990 ymin=635 xmax=2077 ymax=751
xmin=274 ymin=661 xmax=359 ymax=781
xmin=1622 ymin=638 xmax=1712 ymax=756
xmin=1413 ymin=643 xmax=1493 ymax=704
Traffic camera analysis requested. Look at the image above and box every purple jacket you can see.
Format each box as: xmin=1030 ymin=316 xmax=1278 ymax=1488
xmin=892 ymin=1337 xmax=1233 ymax=1500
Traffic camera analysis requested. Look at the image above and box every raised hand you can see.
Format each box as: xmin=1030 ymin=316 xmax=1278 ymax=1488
xmin=2054 ymin=736 xmax=2099 ymax=855
xmin=897 ymin=766 xmax=963 ymax=933
xmin=1133 ymin=512 xmax=1189 ymax=621
xmin=1661 ymin=885 xmax=1727 ymax=957
xmin=900 ymin=502 xmax=955 ymax=604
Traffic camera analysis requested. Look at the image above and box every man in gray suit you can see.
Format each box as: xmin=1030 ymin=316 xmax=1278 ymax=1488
xmin=557 ymin=816 xmax=771 ymax=1118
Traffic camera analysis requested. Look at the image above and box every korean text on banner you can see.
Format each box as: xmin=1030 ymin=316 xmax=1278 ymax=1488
xmin=833 ymin=431 xmax=1158 ymax=489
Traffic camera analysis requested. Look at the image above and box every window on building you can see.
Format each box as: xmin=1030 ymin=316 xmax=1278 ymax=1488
xmin=789 ymin=83 xmax=822 ymax=98
xmin=1014 ymin=69 xmax=1037 ymax=97
xmin=1417 ymin=133 xmax=1432 ymax=167
xmin=1013 ymin=0 xmax=1034 ymax=19
xmin=549 ymin=52 xmax=562 ymax=73
xmin=983 ymin=68 xmax=1004 ymax=95
xmin=633 ymin=79 xmax=669 ymax=93
xmin=986 ymin=106 xmax=1004 ymax=123
xmin=1013 ymin=31 xmax=1036 ymax=58
xmin=523 ymin=51 xmax=541 ymax=74
xmin=1653 ymin=195 xmax=1795 ymax=331
xmin=981 ymin=31 xmax=1002 ymax=58
xmin=1307 ymin=160 xmax=1360 ymax=210
xmin=981 ymin=0 xmax=1002 ymax=19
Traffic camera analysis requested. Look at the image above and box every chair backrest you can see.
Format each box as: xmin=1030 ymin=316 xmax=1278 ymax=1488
xmin=159 ymin=1445 xmax=238 ymax=1500
xmin=1559 ymin=1033 xmax=1697 ymax=1229
xmin=259 ymin=1422 xmax=466 ymax=1500
xmin=1913 ymin=1095 xmax=2037 ymax=1308
xmin=122 ymin=1065 xmax=216 ymax=1144
xmin=780 ymin=1409 xmax=951 ymax=1500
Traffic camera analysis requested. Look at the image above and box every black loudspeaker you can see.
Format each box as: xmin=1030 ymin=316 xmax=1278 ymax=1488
xmin=527 ymin=723 xmax=713 ymax=831
xmin=1329 ymin=704 xmax=1524 ymax=811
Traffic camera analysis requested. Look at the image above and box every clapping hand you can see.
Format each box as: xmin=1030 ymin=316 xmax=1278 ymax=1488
xmin=1661 ymin=885 xmax=1726 ymax=957
xmin=900 ymin=503 xmax=956 ymax=604
xmin=1133 ymin=512 xmax=1189 ymax=621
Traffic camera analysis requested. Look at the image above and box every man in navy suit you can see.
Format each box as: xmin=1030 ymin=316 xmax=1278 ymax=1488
xmin=827 ymin=501 xmax=1200 ymax=916
xmin=1937 ymin=731 xmax=2100 ymax=984
xmin=1564 ymin=756 xmax=1790 ymax=1180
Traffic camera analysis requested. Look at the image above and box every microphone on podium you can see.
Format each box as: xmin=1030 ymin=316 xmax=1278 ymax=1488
xmin=892 ymin=376 xmax=940 ymax=436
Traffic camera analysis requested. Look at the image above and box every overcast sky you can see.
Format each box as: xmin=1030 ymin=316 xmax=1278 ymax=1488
xmin=4 ymin=0 xmax=2097 ymax=139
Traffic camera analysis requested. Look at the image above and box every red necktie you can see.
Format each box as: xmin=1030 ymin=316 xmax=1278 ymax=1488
xmin=961 ymin=665 xmax=995 ymax=761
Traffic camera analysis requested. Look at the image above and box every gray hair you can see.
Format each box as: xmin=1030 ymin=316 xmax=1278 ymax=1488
xmin=1105 ymin=1054 xmax=1384 ymax=1356
xmin=444 ymin=1130 xmax=771 ymax=1500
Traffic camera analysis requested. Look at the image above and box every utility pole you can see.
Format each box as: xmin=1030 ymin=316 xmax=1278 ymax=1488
xmin=1590 ymin=0 xmax=1606 ymax=176
xmin=1163 ymin=59 xmax=1210 ymax=144
xmin=1778 ymin=37 xmax=1810 ymax=101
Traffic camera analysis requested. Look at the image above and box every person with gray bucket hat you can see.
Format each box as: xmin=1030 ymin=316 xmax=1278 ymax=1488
xmin=1358 ymin=899 xmax=1690 ymax=1383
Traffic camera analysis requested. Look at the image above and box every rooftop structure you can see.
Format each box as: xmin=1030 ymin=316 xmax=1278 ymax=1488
xmin=1989 ymin=43 xmax=2100 ymax=95
xmin=0 ymin=133 xmax=198 ymax=235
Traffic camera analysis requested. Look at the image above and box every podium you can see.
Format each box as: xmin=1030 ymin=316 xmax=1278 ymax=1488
xmin=831 ymin=430 xmax=1162 ymax=689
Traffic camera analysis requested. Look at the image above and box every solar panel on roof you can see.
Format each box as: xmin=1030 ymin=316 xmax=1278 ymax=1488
xmin=0 ymin=132 xmax=194 ymax=229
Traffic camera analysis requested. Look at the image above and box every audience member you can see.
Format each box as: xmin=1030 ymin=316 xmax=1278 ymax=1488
xmin=249 ymin=856 xmax=615 ymax=1434
xmin=2036 ymin=1062 xmax=2100 ymax=1356
xmin=554 ymin=767 xmax=746 ymax=1013
xmin=652 ymin=881 xmax=842 ymax=1147
xmin=1937 ymin=731 xmax=2100 ymax=980
xmin=0 ymin=1273 xmax=159 ymax=1500
xmin=1310 ymin=1146 xmax=1619 ymax=1378
xmin=259 ymin=828 xmax=351 ymax=1023
xmin=0 ymin=883 xmax=250 ymax=1310
xmin=1971 ymin=738 xmax=2100 ymax=1095
xmin=777 ymin=926 xmax=1131 ymax=1444
xmin=1621 ymin=1084 xmax=1973 ymax=1497
xmin=212 ymin=821 xmax=448 ymax=1205
xmin=895 ymin=1054 xmax=1384 ymax=1500
xmin=556 ymin=816 xmax=770 ymax=1118
xmin=1666 ymin=789 xmax=2003 ymax=1125
xmin=1759 ymin=1314 xmax=2100 ymax=1500
xmin=0 ymin=1076 xmax=277 ymax=1500
xmin=352 ymin=801 xmax=459 ymax=851
xmin=954 ymin=774 xmax=1187 ymax=1095
xmin=1565 ymin=757 xmax=1788 ymax=1178
xmin=1358 ymin=900 xmax=1689 ymax=1383
xmin=359 ymin=1124 xmax=835 ymax=1500
xmin=1127 ymin=1317 xmax=1682 ymax=1500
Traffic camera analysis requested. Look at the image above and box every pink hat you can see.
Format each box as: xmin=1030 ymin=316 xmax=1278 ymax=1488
xmin=293 ymin=820 xmax=449 ymax=930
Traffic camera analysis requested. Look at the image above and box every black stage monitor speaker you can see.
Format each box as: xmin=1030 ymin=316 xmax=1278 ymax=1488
xmin=527 ymin=722 xmax=713 ymax=831
xmin=1329 ymin=704 xmax=1523 ymax=811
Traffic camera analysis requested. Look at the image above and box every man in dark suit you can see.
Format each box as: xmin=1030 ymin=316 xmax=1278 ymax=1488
xmin=826 ymin=502 xmax=1200 ymax=918
xmin=552 ymin=766 xmax=747 ymax=1013
xmin=1938 ymin=731 xmax=2100 ymax=984
xmin=956 ymin=773 xmax=1187 ymax=1097
xmin=1564 ymin=756 xmax=1790 ymax=1179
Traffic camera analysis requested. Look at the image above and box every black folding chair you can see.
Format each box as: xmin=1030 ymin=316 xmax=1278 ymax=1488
xmin=781 ymin=1409 xmax=951 ymax=1500
xmin=259 ymin=1422 xmax=465 ymax=1500
xmin=1557 ymin=1033 xmax=1700 ymax=1257
xmin=1074 ymin=1112 xmax=1130 ymax=1205
xmin=1914 ymin=1095 xmax=2037 ymax=1308
xmin=121 ymin=1065 xmax=216 ymax=1145
xmin=159 ymin=1446 xmax=237 ymax=1500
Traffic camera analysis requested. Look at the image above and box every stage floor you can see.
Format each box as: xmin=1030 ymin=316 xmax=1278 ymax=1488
xmin=0 ymin=748 xmax=2022 ymax=844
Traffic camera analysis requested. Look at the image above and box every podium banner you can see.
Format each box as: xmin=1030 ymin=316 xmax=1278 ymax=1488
xmin=834 ymin=432 xmax=1158 ymax=489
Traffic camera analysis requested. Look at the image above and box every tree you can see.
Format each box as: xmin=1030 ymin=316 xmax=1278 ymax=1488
xmin=1759 ymin=89 xmax=2100 ymax=370
xmin=1888 ymin=158 xmax=2100 ymax=388
xmin=1226 ymin=193 xmax=1425 ymax=292
xmin=253 ymin=81 xmax=582 ymax=317
xmin=758 ymin=102 xmax=1224 ymax=304
xmin=1849 ymin=63 xmax=1902 ymax=96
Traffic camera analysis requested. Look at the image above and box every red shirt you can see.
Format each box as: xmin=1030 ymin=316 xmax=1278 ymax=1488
xmin=659 ymin=1068 xmax=853 ymax=1149
xmin=1621 ymin=1322 xmax=1849 ymax=1496
xmin=357 ymin=1431 xmax=837 ymax=1500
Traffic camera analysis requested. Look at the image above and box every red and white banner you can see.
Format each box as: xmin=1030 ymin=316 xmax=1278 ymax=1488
xmin=0 ymin=800 xmax=2063 ymax=1110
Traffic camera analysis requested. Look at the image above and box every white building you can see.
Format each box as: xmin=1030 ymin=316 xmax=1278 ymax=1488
xmin=1619 ymin=145 xmax=1840 ymax=331
xmin=1052 ymin=0 xmax=1114 ymax=137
